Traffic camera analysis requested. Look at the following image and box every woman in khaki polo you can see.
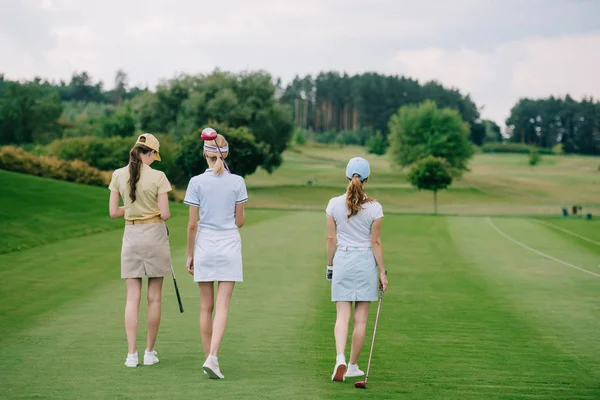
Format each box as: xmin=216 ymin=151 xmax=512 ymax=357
xmin=108 ymin=133 xmax=173 ymax=368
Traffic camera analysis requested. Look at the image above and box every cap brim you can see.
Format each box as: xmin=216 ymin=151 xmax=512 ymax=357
xmin=155 ymin=153 xmax=161 ymax=161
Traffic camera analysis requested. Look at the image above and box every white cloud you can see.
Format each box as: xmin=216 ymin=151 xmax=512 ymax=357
xmin=394 ymin=33 xmax=600 ymax=125
xmin=0 ymin=0 xmax=599 ymax=125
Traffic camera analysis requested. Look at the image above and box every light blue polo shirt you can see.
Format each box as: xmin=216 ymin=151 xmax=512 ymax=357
xmin=184 ymin=169 xmax=248 ymax=231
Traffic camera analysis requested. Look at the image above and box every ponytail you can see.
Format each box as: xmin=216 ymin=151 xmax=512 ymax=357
xmin=213 ymin=156 xmax=225 ymax=176
xmin=203 ymin=133 xmax=229 ymax=176
xmin=127 ymin=144 xmax=153 ymax=202
xmin=346 ymin=174 xmax=372 ymax=219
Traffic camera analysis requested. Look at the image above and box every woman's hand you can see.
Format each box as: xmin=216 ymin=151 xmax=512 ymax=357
xmin=186 ymin=256 xmax=194 ymax=275
xmin=379 ymin=271 xmax=388 ymax=292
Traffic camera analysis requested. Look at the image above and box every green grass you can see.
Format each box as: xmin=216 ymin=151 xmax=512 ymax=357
xmin=2 ymin=173 xmax=600 ymax=399
xmin=237 ymin=145 xmax=600 ymax=216
xmin=0 ymin=170 xmax=122 ymax=254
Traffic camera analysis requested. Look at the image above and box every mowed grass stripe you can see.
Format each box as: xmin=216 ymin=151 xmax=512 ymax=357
xmin=317 ymin=215 xmax=600 ymax=399
xmin=536 ymin=218 xmax=600 ymax=247
xmin=3 ymin=208 xmax=600 ymax=398
xmin=0 ymin=209 xmax=288 ymax=340
xmin=0 ymin=211 xmax=331 ymax=399
xmin=448 ymin=217 xmax=600 ymax=397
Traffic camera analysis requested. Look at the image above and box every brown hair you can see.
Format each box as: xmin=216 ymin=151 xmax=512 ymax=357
xmin=204 ymin=134 xmax=229 ymax=176
xmin=346 ymin=174 xmax=373 ymax=219
xmin=128 ymin=141 xmax=154 ymax=202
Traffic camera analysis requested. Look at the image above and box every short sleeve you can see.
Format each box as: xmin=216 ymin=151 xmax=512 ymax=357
xmin=236 ymin=178 xmax=248 ymax=204
xmin=157 ymin=172 xmax=172 ymax=194
xmin=372 ymin=202 xmax=384 ymax=220
xmin=325 ymin=198 xmax=335 ymax=216
xmin=108 ymin=171 xmax=119 ymax=192
xmin=183 ymin=178 xmax=200 ymax=207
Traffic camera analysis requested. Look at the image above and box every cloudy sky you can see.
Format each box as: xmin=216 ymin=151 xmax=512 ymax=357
xmin=1 ymin=0 xmax=599 ymax=126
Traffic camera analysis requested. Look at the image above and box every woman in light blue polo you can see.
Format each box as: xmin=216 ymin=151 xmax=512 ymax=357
xmin=325 ymin=156 xmax=388 ymax=382
xmin=184 ymin=131 xmax=248 ymax=379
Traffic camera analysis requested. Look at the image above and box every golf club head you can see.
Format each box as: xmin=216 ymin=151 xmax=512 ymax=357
xmin=354 ymin=381 xmax=367 ymax=389
xmin=201 ymin=127 xmax=218 ymax=140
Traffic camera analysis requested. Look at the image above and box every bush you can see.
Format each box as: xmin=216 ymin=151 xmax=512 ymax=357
xmin=366 ymin=131 xmax=387 ymax=155
xmin=0 ymin=146 xmax=183 ymax=202
xmin=481 ymin=142 xmax=532 ymax=154
xmin=45 ymin=134 xmax=184 ymax=185
xmin=482 ymin=142 xmax=554 ymax=155
xmin=293 ymin=129 xmax=307 ymax=146
xmin=528 ymin=149 xmax=541 ymax=166
xmin=314 ymin=127 xmax=375 ymax=146
xmin=0 ymin=146 xmax=110 ymax=186
xmin=552 ymin=143 xmax=564 ymax=155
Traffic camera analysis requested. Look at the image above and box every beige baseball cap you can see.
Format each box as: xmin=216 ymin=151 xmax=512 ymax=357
xmin=135 ymin=133 xmax=161 ymax=161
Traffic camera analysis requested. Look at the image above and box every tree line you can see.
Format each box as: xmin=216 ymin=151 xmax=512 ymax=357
xmin=506 ymin=96 xmax=600 ymax=155
xmin=1 ymin=69 xmax=599 ymax=159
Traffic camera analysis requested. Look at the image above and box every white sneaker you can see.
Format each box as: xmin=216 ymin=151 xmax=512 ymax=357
xmin=125 ymin=352 xmax=138 ymax=368
xmin=345 ymin=365 xmax=364 ymax=377
xmin=144 ymin=350 xmax=159 ymax=365
xmin=331 ymin=360 xmax=347 ymax=381
xmin=203 ymin=357 xmax=224 ymax=379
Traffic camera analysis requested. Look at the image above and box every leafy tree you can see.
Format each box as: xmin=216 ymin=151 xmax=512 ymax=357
xmin=279 ymin=72 xmax=481 ymax=143
xmin=388 ymin=100 xmax=474 ymax=177
xmin=175 ymin=123 xmax=268 ymax=182
xmin=113 ymin=69 xmax=128 ymax=106
xmin=528 ymin=149 xmax=541 ymax=166
xmin=0 ymin=79 xmax=63 ymax=144
xmin=469 ymin=122 xmax=486 ymax=146
xmin=99 ymin=105 xmax=136 ymax=137
xmin=408 ymin=156 xmax=453 ymax=214
xmin=484 ymin=119 xmax=502 ymax=142
xmin=366 ymin=131 xmax=387 ymax=155
xmin=506 ymin=95 xmax=600 ymax=155
xmin=137 ymin=70 xmax=293 ymax=173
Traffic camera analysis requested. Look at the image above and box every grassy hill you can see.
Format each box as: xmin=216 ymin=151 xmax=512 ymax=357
xmin=239 ymin=144 xmax=600 ymax=216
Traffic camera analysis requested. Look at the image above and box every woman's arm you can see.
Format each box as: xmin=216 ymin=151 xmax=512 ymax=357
xmin=158 ymin=192 xmax=170 ymax=221
xmin=235 ymin=202 xmax=246 ymax=228
xmin=326 ymin=215 xmax=337 ymax=265
xmin=186 ymin=205 xmax=199 ymax=275
xmin=109 ymin=191 xmax=125 ymax=219
xmin=370 ymin=218 xmax=388 ymax=291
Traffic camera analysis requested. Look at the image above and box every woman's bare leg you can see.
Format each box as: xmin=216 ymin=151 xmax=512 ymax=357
xmin=209 ymin=281 xmax=235 ymax=357
xmin=146 ymin=277 xmax=164 ymax=352
xmin=349 ymin=301 xmax=371 ymax=365
xmin=199 ymin=282 xmax=215 ymax=358
xmin=125 ymin=278 xmax=142 ymax=354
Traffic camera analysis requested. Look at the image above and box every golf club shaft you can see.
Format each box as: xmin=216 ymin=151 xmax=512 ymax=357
xmin=166 ymin=225 xmax=184 ymax=313
xmin=364 ymin=290 xmax=383 ymax=383
xmin=171 ymin=266 xmax=184 ymax=313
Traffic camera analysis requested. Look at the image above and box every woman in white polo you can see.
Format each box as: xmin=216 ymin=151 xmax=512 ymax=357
xmin=325 ymin=156 xmax=388 ymax=381
xmin=184 ymin=130 xmax=248 ymax=379
xmin=108 ymin=133 xmax=172 ymax=368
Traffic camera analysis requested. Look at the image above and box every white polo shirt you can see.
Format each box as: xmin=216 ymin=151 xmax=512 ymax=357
xmin=184 ymin=169 xmax=248 ymax=231
xmin=326 ymin=194 xmax=383 ymax=248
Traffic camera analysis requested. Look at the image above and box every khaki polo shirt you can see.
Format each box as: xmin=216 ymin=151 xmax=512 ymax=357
xmin=108 ymin=164 xmax=172 ymax=220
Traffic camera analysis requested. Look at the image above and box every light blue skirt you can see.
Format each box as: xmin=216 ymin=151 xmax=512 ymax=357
xmin=331 ymin=247 xmax=378 ymax=302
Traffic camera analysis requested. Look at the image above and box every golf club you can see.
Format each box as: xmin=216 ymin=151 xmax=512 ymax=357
xmin=165 ymin=225 xmax=184 ymax=313
xmin=355 ymin=286 xmax=385 ymax=389
xmin=201 ymin=127 xmax=230 ymax=173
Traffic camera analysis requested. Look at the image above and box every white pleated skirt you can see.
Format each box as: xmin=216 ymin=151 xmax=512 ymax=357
xmin=193 ymin=228 xmax=243 ymax=282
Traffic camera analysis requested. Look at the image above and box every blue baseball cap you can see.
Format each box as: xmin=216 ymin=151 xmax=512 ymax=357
xmin=346 ymin=157 xmax=371 ymax=181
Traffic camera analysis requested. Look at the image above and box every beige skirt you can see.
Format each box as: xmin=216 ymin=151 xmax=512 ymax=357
xmin=121 ymin=221 xmax=172 ymax=279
